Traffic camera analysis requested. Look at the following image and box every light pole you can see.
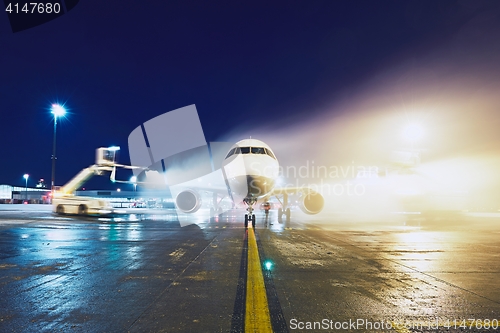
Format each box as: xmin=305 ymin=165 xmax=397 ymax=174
xmin=23 ymin=174 xmax=29 ymax=203
xmin=130 ymin=176 xmax=137 ymax=192
xmin=51 ymin=104 xmax=66 ymax=197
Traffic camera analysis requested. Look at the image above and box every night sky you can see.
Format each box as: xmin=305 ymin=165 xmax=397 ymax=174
xmin=1 ymin=1 xmax=500 ymax=190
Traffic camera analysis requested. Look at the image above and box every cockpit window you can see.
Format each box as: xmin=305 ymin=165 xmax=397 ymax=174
xmin=225 ymin=148 xmax=236 ymax=159
xmin=265 ymin=149 xmax=276 ymax=159
xmin=225 ymin=146 xmax=276 ymax=159
xmin=251 ymin=147 xmax=266 ymax=154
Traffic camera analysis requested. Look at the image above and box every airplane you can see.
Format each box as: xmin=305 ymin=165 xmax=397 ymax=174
xmin=166 ymin=138 xmax=325 ymax=228
xmin=126 ymin=105 xmax=324 ymax=227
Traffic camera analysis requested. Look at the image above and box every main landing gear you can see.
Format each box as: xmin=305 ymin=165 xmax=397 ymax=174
xmin=244 ymin=197 xmax=257 ymax=228
xmin=276 ymin=193 xmax=291 ymax=223
xmin=209 ymin=193 xmax=224 ymax=221
xmin=209 ymin=206 xmax=223 ymax=218
xmin=277 ymin=207 xmax=291 ymax=223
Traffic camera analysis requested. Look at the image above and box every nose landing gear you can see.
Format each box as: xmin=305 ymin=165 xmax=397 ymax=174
xmin=244 ymin=197 xmax=257 ymax=228
xmin=244 ymin=213 xmax=256 ymax=228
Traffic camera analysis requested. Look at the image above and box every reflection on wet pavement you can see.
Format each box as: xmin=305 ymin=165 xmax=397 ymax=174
xmin=1 ymin=207 xmax=499 ymax=332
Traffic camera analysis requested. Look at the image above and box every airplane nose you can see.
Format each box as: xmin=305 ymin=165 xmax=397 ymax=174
xmin=247 ymin=175 xmax=274 ymax=197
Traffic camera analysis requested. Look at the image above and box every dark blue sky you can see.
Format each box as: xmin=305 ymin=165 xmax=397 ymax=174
xmin=1 ymin=1 xmax=499 ymax=189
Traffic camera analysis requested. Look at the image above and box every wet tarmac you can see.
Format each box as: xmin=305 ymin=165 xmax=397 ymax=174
xmin=1 ymin=205 xmax=499 ymax=332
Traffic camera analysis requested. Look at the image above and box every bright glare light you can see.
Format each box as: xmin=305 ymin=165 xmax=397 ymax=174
xmin=108 ymin=146 xmax=120 ymax=151
xmin=23 ymin=174 xmax=29 ymax=180
xmin=402 ymin=123 xmax=424 ymax=142
xmin=264 ymin=260 xmax=273 ymax=270
xmin=51 ymin=104 xmax=66 ymax=117
xmin=117 ymin=188 xmax=121 ymax=192
xmin=130 ymin=176 xmax=137 ymax=183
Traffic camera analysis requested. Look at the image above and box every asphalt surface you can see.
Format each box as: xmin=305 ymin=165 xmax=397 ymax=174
xmin=1 ymin=205 xmax=499 ymax=332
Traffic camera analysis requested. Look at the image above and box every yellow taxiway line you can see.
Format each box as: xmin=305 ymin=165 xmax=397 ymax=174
xmin=245 ymin=228 xmax=273 ymax=332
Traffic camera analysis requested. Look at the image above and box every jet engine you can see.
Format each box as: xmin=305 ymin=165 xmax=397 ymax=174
xmin=175 ymin=189 xmax=202 ymax=213
xmin=299 ymin=191 xmax=324 ymax=215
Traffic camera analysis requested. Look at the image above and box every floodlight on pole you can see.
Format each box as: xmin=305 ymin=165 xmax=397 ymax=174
xmin=50 ymin=103 xmax=66 ymax=198
xmin=23 ymin=174 xmax=29 ymax=202
xmin=51 ymin=104 xmax=66 ymax=117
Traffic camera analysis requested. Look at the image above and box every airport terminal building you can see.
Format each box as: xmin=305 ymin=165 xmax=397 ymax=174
xmin=0 ymin=185 xmax=175 ymax=208
xmin=0 ymin=185 xmax=51 ymax=204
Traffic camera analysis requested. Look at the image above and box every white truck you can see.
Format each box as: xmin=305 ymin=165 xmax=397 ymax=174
xmin=53 ymin=196 xmax=114 ymax=216
xmin=52 ymin=147 xmax=138 ymax=216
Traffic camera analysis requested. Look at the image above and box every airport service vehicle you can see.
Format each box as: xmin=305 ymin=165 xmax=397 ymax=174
xmin=52 ymin=147 xmax=136 ymax=216
xmin=53 ymin=195 xmax=114 ymax=216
